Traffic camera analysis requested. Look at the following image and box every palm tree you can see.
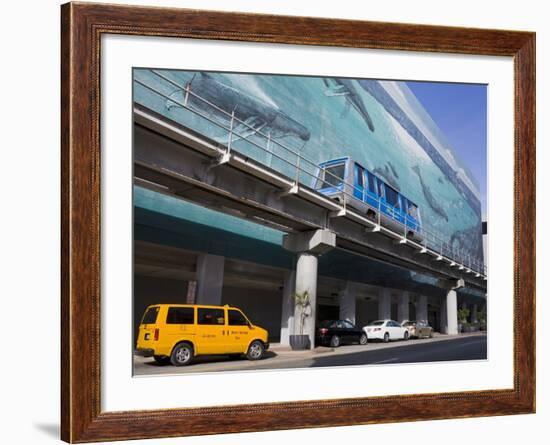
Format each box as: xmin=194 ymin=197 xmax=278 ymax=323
xmin=293 ymin=290 xmax=311 ymax=335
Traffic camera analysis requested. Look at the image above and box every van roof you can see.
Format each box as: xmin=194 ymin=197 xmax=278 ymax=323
xmin=146 ymin=303 xmax=241 ymax=310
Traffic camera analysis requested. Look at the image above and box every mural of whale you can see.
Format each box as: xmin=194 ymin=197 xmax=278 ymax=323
xmin=373 ymin=163 xmax=400 ymax=191
xmin=166 ymin=72 xmax=311 ymax=142
xmin=323 ymin=78 xmax=375 ymax=132
xmin=450 ymin=223 xmax=483 ymax=259
xmin=412 ymin=165 xmax=449 ymax=222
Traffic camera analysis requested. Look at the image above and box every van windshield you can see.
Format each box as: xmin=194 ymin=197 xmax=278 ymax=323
xmin=142 ymin=306 xmax=159 ymax=324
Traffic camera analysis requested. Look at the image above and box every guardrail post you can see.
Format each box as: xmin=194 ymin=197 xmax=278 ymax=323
xmin=227 ymin=110 xmax=235 ymax=155
xmin=295 ymin=155 xmax=301 ymax=186
xmin=184 ymin=83 xmax=190 ymax=107
xmin=266 ymin=131 xmax=272 ymax=165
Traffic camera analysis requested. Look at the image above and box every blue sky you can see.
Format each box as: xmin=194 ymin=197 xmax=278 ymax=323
xmin=405 ymin=81 xmax=487 ymax=217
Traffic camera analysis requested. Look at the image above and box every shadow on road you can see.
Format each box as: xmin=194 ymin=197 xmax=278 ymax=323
xmin=142 ymin=350 xmax=278 ymax=367
xmin=309 ymin=335 xmax=487 ymax=368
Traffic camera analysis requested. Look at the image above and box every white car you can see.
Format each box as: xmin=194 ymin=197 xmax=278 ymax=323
xmin=363 ymin=320 xmax=410 ymax=342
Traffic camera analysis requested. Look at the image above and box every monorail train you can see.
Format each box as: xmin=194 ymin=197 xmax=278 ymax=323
xmin=313 ymin=157 xmax=423 ymax=241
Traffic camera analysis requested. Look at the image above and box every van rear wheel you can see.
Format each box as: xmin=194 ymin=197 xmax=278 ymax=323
xmin=246 ymin=340 xmax=265 ymax=360
xmin=170 ymin=343 xmax=194 ymax=366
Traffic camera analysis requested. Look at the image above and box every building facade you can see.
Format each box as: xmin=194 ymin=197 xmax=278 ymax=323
xmin=133 ymin=69 xmax=486 ymax=346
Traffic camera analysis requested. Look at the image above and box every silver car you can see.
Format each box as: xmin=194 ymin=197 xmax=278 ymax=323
xmin=402 ymin=320 xmax=433 ymax=339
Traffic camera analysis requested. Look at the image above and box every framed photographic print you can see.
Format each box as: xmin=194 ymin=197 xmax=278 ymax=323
xmin=61 ymin=2 xmax=535 ymax=442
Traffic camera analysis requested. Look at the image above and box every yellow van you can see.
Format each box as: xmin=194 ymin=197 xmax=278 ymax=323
xmin=135 ymin=304 xmax=269 ymax=366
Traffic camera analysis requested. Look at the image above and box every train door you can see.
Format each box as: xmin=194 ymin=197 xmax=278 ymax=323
xmin=364 ymin=170 xmax=379 ymax=209
xmin=399 ymin=195 xmax=410 ymax=228
xmin=378 ymin=182 xmax=392 ymax=219
xmin=353 ymin=163 xmax=365 ymax=201
xmin=401 ymin=196 xmax=419 ymax=233
xmin=383 ymin=184 xmax=402 ymax=223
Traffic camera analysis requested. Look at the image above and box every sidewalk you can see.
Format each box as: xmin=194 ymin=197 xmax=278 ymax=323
xmin=133 ymin=331 xmax=486 ymax=376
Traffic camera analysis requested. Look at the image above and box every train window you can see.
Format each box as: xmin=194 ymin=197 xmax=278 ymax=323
xmin=401 ymin=196 xmax=408 ymax=213
xmin=408 ymin=203 xmax=419 ymax=219
xmin=378 ymin=181 xmax=385 ymax=198
xmin=355 ymin=164 xmax=364 ymax=188
xmin=319 ymin=162 xmax=345 ymax=188
xmin=367 ymin=171 xmax=377 ymax=194
xmin=385 ymin=185 xmax=399 ymax=207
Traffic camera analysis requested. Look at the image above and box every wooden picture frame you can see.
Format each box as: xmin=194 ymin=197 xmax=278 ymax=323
xmin=61 ymin=2 xmax=535 ymax=442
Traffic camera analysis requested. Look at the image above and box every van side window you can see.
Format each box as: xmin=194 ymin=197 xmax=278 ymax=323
xmin=228 ymin=310 xmax=248 ymax=326
xmin=166 ymin=307 xmax=194 ymax=324
xmin=198 ymin=308 xmax=225 ymax=325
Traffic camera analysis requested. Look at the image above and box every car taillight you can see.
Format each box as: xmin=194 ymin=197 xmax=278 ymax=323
xmin=319 ymin=328 xmax=328 ymax=335
xmin=374 ymin=328 xmax=381 ymax=331
xmin=154 ymin=328 xmax=159 ymax=341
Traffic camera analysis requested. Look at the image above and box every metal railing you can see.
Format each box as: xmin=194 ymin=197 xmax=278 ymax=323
xmin=134 ymin=70 xmax=487 ymax=277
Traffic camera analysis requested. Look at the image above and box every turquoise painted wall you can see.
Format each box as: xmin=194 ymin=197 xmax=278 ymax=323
xmin=134 ymin=69 xmax=484 ymax=262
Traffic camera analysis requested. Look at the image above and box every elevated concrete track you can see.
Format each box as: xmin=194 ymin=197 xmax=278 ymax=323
xmin=134 ymin=106 xmax=487 ymax=292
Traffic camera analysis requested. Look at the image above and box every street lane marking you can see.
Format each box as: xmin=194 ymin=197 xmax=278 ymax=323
xmin=372 ymin=358 xmax=399 ymax=364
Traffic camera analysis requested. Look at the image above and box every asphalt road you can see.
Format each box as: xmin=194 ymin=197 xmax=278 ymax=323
xmin=134 ymin=333 xmax=487 ymax=375
xmin=261 ymin=334 xmax=487 ymax=369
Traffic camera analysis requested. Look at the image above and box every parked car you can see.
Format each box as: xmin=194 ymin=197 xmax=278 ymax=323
xmin=316 ymin=320 xmax=368 ymax=348
xmin=402 ymin=320 xmax=434 ymax=339
xmin=135 ymin=304 xmax=269 ymax=366
xmin=363 ymin=319 xmax=410 ymax=342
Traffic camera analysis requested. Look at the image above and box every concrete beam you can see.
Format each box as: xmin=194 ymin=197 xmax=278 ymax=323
xmin=397 ymin=291 xmax=410 ymax=323
xmin=417 ymin=295 xmax=428 ymax=322
xmin=294 ymin=252 xmax=319 ymax=350
xmin=279 ymin=270 xmax=295 ymax=346
xmin=196 ymin=254 xmax=225 ymax=305
xmin=283 ymin=229 xmax=336 ymax=255
xmin=378 ymin=288 xmax=392 ymax=320
xmin=441 ymin=289 xmax=458 ymax=335
xmin=471 ymin=303 xmax=478 ymax=323
xmin=339 ymin=282 xmax=356 ymax=325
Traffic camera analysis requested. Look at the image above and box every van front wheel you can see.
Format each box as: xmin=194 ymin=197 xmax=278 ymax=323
xmin=246 ymin=340 xmax=265 ymax=360
xmin=170 ymin=343 xmax=194 ymax=366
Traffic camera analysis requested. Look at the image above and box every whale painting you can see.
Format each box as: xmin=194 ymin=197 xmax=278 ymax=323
xmin=165 ymin=72 xmax=311 ymax=143
xmin=323 ymin=78 xmax=375 ymax=132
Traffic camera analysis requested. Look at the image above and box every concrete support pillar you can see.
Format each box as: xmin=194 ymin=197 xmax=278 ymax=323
xmin=397 ymin=291 xmax=410 ymax=323
xmin=471 ymin=304 xmax=478 ymax=323
xmin=195 ymin=254 xmax=225 ymax=305
xmin=378 ymin=288 xmax=392 ymax=320
xmin=442 ymin=289 xmax=458 ymax=335
xmin=417 ymin=295 xmax=428 ymax=322
xmin=440 ymin=298 xmax=447 ymax=333
xmin=283 ymin=229 xmax=336 ymax=350
xmin=279 ymin=270 xmax=296 ymax=346
xmin=294 ymin=252 xmax=318 ymax=349
xmin=339 ymin=282 xmax=356 ymax=325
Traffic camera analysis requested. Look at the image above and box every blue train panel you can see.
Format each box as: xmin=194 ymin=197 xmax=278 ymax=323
xmin=313 ymin=157 xmax=423 ymax=237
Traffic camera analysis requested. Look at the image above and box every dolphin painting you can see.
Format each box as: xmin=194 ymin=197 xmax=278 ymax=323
xmin=166 ymin=72 xmax=311 ymax=143
xmin=450 ymin=223 xmax=483 ymax=257
xmin=323 ymin=78 xmax=375 ymax=132
xmin=387 ymin=161 xmax=400 ymax=179
xmin=373 ymin=163 xmax=401 ymax=191
xmin=412 ymin=165 xmax=449 ymax=222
